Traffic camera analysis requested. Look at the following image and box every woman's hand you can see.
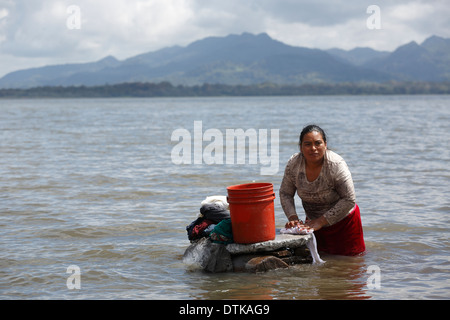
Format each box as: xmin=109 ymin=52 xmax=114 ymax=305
xmin=284 ymin=219 xmax=303 ymax=229
xmin=305 ymin=216 xmax=328 ymax=231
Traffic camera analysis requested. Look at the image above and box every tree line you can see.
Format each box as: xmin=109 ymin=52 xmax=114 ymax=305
xmin=0 ymin=81 xmax=449 ymax=98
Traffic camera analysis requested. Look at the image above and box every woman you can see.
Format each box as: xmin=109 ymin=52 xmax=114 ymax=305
xmin=279 ymin=125 xmax=365 ymax=256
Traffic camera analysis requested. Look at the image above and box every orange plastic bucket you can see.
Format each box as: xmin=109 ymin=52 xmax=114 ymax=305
xmin=227 ymin=183 xmax=276 ymax=244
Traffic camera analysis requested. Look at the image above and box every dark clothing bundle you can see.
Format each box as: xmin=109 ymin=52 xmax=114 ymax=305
xmin=209 ymin=219 xmax=233 ymax=244
xmin=186 ymin=218 xmax=215 ymax=240
xmin=186 ymin=202 xmax=231 ymax=241
xmin=199 ymin=203 xmax=230 ymax=221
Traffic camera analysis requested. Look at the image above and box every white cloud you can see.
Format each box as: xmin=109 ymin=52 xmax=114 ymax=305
xmin=0 ymin=1 xmax=196 ymax=57
xmin=389 ymin=2 xmax=435 ymax=22
xmin=0 ymin=8 xmax=8 ymax=19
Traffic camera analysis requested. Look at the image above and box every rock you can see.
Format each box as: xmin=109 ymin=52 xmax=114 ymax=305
xmin=270 ymin=249 xmax=292 ymax=258
xmin=183 ymin=233 xmax=315 ymax=273
xmin=183 ymin=237 xmax=211 ymax=268
xmin=226 ymin=233 xmax=311 ymax=254
xmin=281 ymin=255 xmax=313 ymax=265
xmin=204 ymin=242 xmax=233 ymax=273
xmin=245 ymin=256 xmax=289 ymax=273
xmin=183 ymin=237 xmax=233 ymax=273
xmin=231 ymin=249 xmax=293 ymax=272
xmin=293 ymin=246 xmax=311 ymax=258
xmin=230 ymin=254 xmax=257 ymax=272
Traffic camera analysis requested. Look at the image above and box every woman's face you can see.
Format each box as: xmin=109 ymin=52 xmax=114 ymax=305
xmin=300 ymin=131 xmax=327 ymax=164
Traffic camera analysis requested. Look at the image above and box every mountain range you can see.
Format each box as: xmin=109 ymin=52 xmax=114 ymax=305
xmin=1 ymin=32 xmax=449 ymax=88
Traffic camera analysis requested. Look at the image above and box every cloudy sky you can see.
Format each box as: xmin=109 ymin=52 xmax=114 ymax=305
xmin=0 ymin=0 xmax=449 ymax=77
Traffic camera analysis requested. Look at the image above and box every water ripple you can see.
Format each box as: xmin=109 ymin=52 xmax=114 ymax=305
xmin=1 ymin=96 xmax=449 ymax=299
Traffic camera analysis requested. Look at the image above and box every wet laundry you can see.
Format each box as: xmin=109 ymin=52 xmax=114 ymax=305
xmin=186 ymin=218 xmax=216 ymax=241
xmin=209 ymin=219 xmax=233 ymax=244
xmin=280 ymin=227 xmax=325 ymax=264
xmin=186 ymin=196 xmax=231 ymax=242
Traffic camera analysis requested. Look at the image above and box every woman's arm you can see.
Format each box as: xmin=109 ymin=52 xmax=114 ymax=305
xmin=279 ymin=156 xmax=300 ymax=223
xmin=322 ymin=159 xmax=356 ymax=226
xmin=280 ymin=177 xmax=303 ymax=228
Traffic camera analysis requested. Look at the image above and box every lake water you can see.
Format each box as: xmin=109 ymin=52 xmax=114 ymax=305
xmin=0 ymin=95 xmax=449 ymax=300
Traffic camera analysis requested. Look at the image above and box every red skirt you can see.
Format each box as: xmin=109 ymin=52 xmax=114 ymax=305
xmin=314 ymin=204 xmax=365 ymax=256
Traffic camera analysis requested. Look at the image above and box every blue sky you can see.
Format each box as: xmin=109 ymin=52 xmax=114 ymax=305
xmin=0 ymin=0 xmax=449 ymax=77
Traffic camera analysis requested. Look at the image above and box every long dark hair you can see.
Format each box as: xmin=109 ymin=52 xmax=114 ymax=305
xmin=298 ymin=124 xmax=327 ymax=149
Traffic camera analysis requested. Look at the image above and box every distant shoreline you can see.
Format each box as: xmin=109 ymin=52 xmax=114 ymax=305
xmin=0 ymin=81 xmax=449 ymax=98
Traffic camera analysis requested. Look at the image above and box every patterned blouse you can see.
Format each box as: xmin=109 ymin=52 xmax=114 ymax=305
xmin=279 ymin=150 xmax=356 ymax=226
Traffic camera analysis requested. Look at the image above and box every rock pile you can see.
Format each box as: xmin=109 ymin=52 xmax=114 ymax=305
xmin=183 ymin=233 xmax=313 ymax=273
